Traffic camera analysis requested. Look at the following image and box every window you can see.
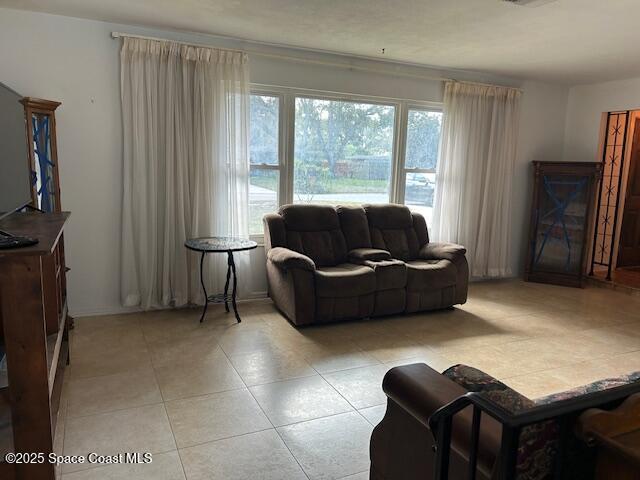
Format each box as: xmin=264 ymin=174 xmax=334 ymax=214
xmin=249 ymin=94 xmax=281 ymax=235
xmin=402 ymin=109 xmax=443 ymax=226
xmin=293 ymin=98 xmax=395 ymax=206
xmin=248 ymin=89 xmax=443 ymax=237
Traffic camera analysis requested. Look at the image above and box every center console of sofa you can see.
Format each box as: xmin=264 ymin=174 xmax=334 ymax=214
xmin=263 ymin=203 xmax=469 ymax=325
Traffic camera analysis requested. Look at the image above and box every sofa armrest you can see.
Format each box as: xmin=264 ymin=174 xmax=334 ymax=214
xmin=419 ymin=242 xmax=466 ymax=263
xmin=267 ymin=247 xmax=316 ymax=272
xmin=348 ymin=248 xmax=391 ymax=263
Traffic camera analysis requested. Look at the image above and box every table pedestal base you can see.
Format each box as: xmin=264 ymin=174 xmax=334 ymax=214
xmin=198 ymin=250 xmax=240 ymax=323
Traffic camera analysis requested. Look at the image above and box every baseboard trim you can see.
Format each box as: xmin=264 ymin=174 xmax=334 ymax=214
xmin=71 ymin=291 xmax=270 ymax=318
xmin=69 ymin=305 xmax=145 ymax=318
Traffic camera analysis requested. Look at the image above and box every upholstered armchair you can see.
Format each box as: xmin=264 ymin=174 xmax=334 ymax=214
xmin=370 ymin=362 xmax=640 ymax=480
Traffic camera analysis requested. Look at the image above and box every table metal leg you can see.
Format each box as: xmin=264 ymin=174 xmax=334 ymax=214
xmin=199 ymin=251 xmax=208 ymax=323
xmin=198 ymin=250 xmax=241 ymax=324
xmin=229 ymin=251 xmax=241 ymax=323
xmin=224 ymin=252 xmax=232 ymax=313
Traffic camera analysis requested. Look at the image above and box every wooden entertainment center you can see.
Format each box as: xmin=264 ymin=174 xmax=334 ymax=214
xmin=0 ymin=212 xmax=71 ymax=480
xmin=0 ymin=95 xmax=68 ymax=479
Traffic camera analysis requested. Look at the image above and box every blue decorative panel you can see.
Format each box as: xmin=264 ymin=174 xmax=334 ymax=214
xmin=533 ymin=175 xmax=589 ymax=274
xmin=31 ymin=113 xmax=56 ymax=212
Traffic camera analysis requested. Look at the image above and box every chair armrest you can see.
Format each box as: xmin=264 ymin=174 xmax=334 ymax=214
xmin=442 ymin=364 xmax=535 ymax=413
xmin=382 ymin=363 xmax=467 ymax=427
xmin=348 ymin=248 xmax=391 ymax=263
xmin=267 ymin=247 xmax=316 ymax=272
xmin=380 ymin=364 xmax=503 ymax=480
xmin=419 ymin=242 xmax=466 ymax=262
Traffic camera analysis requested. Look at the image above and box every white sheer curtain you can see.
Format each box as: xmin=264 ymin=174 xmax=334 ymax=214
xmin=120 ymin=37 xmax=250 ymax=309
xmin=432 ymin=81 xmax=521 ymax=278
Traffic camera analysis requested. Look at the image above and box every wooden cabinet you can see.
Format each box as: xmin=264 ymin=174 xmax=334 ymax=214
xmin=525 ymin=161 xmax=602 ymax=287
xmin=20 ymin=98 xmax=62 ymax=213
xmin=0 ymin=212 xmax=71 ymax=480
xmin=576 ymin=393 xmax=640 ymax=480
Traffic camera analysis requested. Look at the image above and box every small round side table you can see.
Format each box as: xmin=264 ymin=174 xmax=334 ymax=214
xmin=185 ymin=237 xmax=257 ymax=323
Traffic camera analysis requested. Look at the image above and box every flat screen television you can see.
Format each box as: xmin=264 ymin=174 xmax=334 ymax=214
xmin=0 ymin=82 xmax=31 ymax=221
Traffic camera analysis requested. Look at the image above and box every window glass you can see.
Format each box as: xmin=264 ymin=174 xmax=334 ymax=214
xmin=404 ymin=110 xmax=442 ymax=170
xmin=249 ymin=169 xmax=279 ymax=235
xmin=249 ymin=94 xmax=280 ymax=235
xmin=293 ymin=98 xmax=395 ymax=205
xmin=403 ymin=110 xmax=442 ymax=226
xmin=247 ymin=92 xmax=444 ymax=236
xmin=404 ymin=171 xmax=436 ymax=225
xmin=250 ymin=95 xmax=279 ymax=166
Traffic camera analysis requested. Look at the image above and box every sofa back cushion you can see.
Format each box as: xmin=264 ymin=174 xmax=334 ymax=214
xmin=534 ymin=370 xmax=640 ymax=405
xmin=278 ymin=204 xmax=348 ymax=267
xmin=263 ymin=213 xmax=287 ymax=251
xmin=365 ymin=204 xmax=426 ymax=261
xmin=336 ymin=205 xmax=372 ymax=251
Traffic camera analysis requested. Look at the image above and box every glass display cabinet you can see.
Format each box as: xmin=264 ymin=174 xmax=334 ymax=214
xmin=20 ymin=98 xmax=62 ymax=213
xmin=525 ymin=161 xmax=602 ymax=287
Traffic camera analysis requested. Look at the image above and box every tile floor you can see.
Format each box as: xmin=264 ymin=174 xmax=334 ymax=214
xmin=56 ymin=279 xmax=640 ymax=479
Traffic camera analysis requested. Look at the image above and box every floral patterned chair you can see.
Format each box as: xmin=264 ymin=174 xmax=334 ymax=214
xmin=369 ymin=363 xmax=640 ymax=480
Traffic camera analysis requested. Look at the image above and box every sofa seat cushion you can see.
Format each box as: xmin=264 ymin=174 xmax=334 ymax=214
xmin=364 ymin=259 xmax=407 ymax=290
xmin=315 ymin=263 xmax=376 ymax=298
xmin=406 ymin=259 xmax=457 ymax=291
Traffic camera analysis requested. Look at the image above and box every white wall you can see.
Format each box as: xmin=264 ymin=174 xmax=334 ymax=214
xmin=564 ymin=76 xmax=640 ymax=163
xmin=512 ymin=81 xmax=568 ymax=276
xmin=0 ymin=8 xmax=569 ymax=316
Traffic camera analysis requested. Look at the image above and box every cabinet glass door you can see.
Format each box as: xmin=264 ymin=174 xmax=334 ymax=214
xmin=532 ymin=174 xmax=590 ymax=274
xmin=30 ymin=113 xmax=57 ymax=212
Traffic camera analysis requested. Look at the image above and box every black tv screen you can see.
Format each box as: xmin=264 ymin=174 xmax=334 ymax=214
xmin=0 ymin=82 xmax=31 ymax=219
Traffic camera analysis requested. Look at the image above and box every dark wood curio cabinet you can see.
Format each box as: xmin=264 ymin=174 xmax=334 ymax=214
xmin=20 ymin=97 xmax=62 ymax=213
xmin=525 ymin=161 xmax=602 ymax=287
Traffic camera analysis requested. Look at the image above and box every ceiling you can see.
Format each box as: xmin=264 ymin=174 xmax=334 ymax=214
xmin=2 ymin=0 xmax=639 ymax=85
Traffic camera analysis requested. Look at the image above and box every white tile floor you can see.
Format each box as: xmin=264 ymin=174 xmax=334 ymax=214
xmin=57 ymin=279 xmax=640 ymax=479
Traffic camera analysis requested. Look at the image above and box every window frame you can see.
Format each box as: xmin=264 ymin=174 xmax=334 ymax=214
xmin=249 ymin=85 xmax=442 ymax=242
xmin=395 ymin=105 xmax=444 ymax=210
xmin=248 ymin=89 xmax=285 ymax=240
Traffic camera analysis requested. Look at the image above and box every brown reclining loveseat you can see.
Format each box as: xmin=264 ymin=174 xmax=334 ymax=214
xmin=263 ymin=203 xmax=468 ymax=325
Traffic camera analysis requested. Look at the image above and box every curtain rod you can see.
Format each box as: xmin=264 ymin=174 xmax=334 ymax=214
xmin=251 ymin=82 xmax=444 ymax=107
xmin=111 ymin=31 xmax=523 ymax=92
